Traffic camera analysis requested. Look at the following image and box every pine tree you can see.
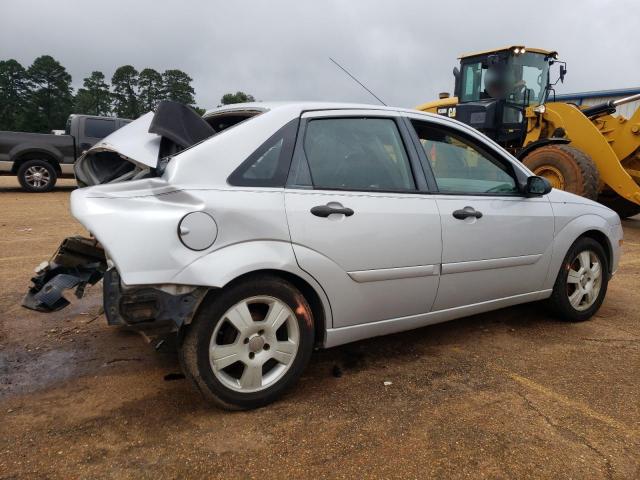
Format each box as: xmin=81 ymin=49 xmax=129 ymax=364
xmin=138 ymin=68 xmax=164 ymax=112
xmin=0 ymin=59 xmax=29 ymax=131
xmin=162 ymin=69 xmax=195 ymax=106
xmin=25 ymin=55 xmax=73 ymax=132
xmin=111 ymin=65 xmax=139 ymax=118
xmin=74 ymin=71 xmax=111 ymax=116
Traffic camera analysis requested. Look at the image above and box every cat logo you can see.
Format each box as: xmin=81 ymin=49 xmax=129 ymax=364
xmin=437 ymin=107 xmax=457 ymax=118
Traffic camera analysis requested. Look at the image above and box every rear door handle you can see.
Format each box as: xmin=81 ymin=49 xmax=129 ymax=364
xmin=310 ymin=205 xmax=355 ymax=218
xmin=452 ymin=206 xmax=483 ymax=220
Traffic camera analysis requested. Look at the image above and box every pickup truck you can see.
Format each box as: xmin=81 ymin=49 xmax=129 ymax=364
xmin=0 ymin=114 xmax=130 ymax=192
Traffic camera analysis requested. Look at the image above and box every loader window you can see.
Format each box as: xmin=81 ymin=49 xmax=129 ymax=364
xmin=459 ymin=52 xmax=549 ymax=105
xmin=411 ymin=120 xmax=518 ymax=195
xmin=460 ymin=62 xmax=485 ymax=102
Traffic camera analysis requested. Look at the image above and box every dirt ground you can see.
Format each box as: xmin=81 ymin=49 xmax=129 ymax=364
xmin=0 ymin=176 xmax=639 ymax=480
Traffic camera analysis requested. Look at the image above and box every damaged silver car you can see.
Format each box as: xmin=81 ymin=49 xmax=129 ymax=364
xmin=24 ymin=101 xmax=623 ymax=409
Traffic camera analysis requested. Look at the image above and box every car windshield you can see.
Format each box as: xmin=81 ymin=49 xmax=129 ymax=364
xmin=459 ymin=52 xmax=549 ymax=106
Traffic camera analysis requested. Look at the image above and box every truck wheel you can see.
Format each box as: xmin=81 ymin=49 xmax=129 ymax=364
xmin=17 ymin=159 xmax=58 ymax=192
xmin=598 ymin=192 xmax=640 ymax=219
xmin=179 ymin=275 xmax=315 ymax=410
xmin=522 ymin=145 xmax=599 ymax=200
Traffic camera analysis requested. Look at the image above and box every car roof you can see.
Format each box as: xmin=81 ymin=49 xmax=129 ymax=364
xmin=203 ymin=101 xmax=440 ymax=119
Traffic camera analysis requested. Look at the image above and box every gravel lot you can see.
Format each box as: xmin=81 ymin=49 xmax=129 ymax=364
xmin=1 ymin=177 xmax=639 ymax=479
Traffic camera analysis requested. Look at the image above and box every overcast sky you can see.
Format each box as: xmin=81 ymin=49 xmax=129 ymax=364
xmin=1 ymin=0 xmax=638 ymax=110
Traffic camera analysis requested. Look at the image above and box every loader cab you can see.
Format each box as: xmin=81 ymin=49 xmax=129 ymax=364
xmin=452 ymin=46 xmax=555 ymax=150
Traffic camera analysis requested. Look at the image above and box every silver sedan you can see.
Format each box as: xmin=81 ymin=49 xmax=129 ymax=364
xmin=24 ymin=101 xmax=623 ymax=409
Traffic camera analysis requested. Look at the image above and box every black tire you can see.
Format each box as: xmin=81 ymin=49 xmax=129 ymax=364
xmin=17 ymin=159 xmax=58 ymax=192
xmin=522 ymin=144 xmax=599 ymax=200
xmin=547 ymin=237 xmax=609 ymax=322
xmin=179 ymin=275 xmax=314 ymax=410
xmin=598 ymin=191 xmax=640 ymax=219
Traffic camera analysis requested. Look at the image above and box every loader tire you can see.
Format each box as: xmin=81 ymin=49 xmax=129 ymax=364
xmin=522 ymin=144 xmax=599 ymax=200
xmin=598 ymin=192 xmax=640 ymax=219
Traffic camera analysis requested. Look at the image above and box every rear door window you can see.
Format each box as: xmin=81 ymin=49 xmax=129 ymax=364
xmin=302 ymin=118 xmax=415 ymax=192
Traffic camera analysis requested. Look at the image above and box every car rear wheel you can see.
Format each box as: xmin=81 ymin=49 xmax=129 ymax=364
xmin=548 ymin=237 xmax=609 ymax=322
xmin=17 ymin=159 xmax=57 ymax=192
xmin=179 ymin=275 xmax=314 ymax=410
xmin=522 ymin=145 xmax=599 ymax=200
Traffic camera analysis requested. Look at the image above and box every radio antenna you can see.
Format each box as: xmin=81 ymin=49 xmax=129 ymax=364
xmin=329 ymin=57 xmax=387 ymax=106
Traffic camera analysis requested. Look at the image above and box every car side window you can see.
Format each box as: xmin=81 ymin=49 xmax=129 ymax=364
xmin=303 ymin=118 xmax=415 ymax=192
xmin=411 ymin=120 xmax=518 ymax=195
xmin=228 ymin=118 xmax=298 ymax=187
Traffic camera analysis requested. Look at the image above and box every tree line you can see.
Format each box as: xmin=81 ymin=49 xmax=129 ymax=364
xmin=0 ymin=55 xmax=255 ymax=134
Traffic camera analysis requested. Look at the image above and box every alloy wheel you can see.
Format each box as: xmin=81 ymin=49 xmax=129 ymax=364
xmin=566 ymin=250 xmax=602 ymax=311
xmin=24 ymin=166 xmax=52 ymax=189
xmin=208 ymin=296 xmax=300 ymax=393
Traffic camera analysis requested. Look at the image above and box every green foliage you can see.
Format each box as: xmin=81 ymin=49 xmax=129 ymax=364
xmin=111 ymin=65 xmax=139 ymax=119
xmin=74 ymin=71 xmax=111 ymax=116
xmin=0 ymin=59 xmax=29 ymax=131
xmin=0 ymin=55 xmax=204 ymax=132
xmin=138 ymin=68 xmax=164 ymax=113
xmin=162 ymin=69 xmax=196 ymax=106
xmin=220 ymin=91 xmax=256 ymax=105
xmin=192 ymin=106 xmax=207 ymax=116
xmin=25 ymin=55 xmax=74 ymax=132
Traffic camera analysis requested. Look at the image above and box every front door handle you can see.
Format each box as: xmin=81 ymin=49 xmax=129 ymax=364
xmin=310 ymin=205 xmax=355 ymax=218
xmin=452 ymin=206 xmax=483 ymax=220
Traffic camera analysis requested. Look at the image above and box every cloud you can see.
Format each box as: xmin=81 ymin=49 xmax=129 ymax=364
xmin=1 ymin=0 xmax=637 ymax=109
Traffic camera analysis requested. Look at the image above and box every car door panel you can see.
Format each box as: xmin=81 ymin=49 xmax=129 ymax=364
xmin=286 ymin=190 xmax=441 ymax=328
xmin=284 ymin=111 xmax=442 ymax=328
xmin=433 ymin=196 xmax=554 ymax=312
xmin=405 ymin=117 xmax=556 ymax=311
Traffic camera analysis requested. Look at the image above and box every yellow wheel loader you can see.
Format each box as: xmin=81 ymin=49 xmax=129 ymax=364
xmin=416 ymin=46 xmax=640 ymax=218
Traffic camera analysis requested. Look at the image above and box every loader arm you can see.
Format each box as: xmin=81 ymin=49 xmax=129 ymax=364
xmin=592 ymin=107 xmax=640 ymax=176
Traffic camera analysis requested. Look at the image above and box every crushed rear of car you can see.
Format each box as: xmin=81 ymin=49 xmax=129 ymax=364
xmin=23 ymin=100 xmax=264 ymax=336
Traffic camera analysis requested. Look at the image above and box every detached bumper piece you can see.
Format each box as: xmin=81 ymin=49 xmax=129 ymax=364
xmin=22 ymin=236 xmax=106 ymax=312
xmin=103 ymin=269 xmax=206 ymax=333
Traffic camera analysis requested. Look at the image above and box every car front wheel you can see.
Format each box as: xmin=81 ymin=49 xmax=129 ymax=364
xmin=548 ymin=237 xmax=609 ymax=322
xmin=180 ymin=275 xmax=314 ymax=410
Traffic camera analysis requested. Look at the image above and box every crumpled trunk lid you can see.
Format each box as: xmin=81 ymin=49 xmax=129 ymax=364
xmin=74 ymin=112 xmax=161 ymax=187
xmin=74 ymin=101 xmax=216 ymax=187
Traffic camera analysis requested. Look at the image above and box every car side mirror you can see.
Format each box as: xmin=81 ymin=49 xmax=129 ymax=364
xmin=525 ymin=176 xmax=552 ymax=196
xmin=559 ymin=65 xmax=567 ymax=83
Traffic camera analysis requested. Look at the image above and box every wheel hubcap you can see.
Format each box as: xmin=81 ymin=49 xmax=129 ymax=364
xmin=24 ymin=166 xmax=51 ymax=188
xmin=209 ymin=296 xmax=300 ymax=393
xmin=566 ymin=250 xmax=602 ymax=311
xmin=534 ymin=165 xmax=565 ymax=190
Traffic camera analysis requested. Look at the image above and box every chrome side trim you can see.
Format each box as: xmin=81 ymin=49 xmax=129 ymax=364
xmin=323 ymin=289 xmax=552 ymax=348
xmin=0 ymin=160 xmax=14 ymax=172
xmin=441 ymin=254 xmax=542 ymax=275
xmin=347 ymin=264 xmax=437 ymax=283
xmin=60 ymin=163 xmax=75 ymax=175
